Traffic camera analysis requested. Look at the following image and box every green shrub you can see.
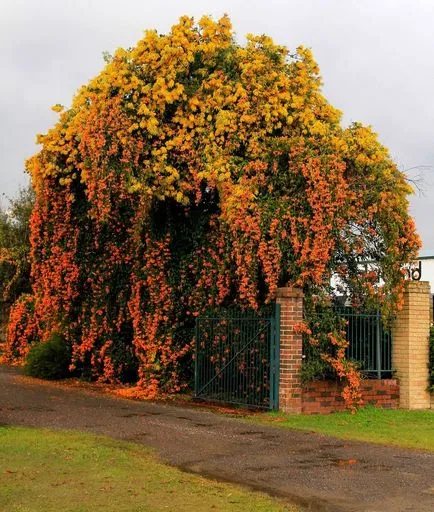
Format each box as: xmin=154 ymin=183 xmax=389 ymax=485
xmin=24 ymin=333 xmax=71 ymax=380
xmin=301 ymin=358 xmax=334 ymax=384
xmin=429 ymin=326 xmax=434 ymax=393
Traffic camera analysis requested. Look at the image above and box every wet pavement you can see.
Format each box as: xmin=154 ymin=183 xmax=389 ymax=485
xmin=0 ymin=365 xmax=433 ymax=511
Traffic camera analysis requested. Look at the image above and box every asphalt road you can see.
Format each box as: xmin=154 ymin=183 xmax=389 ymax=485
xmin=0 ymin=365 xmax=433 ymax=512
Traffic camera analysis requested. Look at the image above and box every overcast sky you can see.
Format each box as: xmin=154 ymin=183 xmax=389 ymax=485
xmin=1 ymin=0 xmax=433 ymax=249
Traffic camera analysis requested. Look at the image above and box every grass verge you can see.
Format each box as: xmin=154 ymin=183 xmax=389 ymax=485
xmin=249 ymin=406 xmax=434 ymax=451
xmin=0 ymin=426 xmax=297 ymax=512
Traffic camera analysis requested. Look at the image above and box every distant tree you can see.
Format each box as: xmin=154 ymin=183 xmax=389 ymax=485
xmin=0 ymin=184 xmax=34 ymax=310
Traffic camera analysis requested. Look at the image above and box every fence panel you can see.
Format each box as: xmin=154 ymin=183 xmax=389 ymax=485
xmin=337 ymin=307 xmax=392 ymax=379
xmin=194 ymin=304 xmax=280 ymax=409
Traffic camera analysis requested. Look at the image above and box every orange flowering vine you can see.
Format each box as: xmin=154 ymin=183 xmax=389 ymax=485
xmin=3 ymin=16 xmax=420 ymax=408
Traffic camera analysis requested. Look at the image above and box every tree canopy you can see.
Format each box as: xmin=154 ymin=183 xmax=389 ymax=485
xmin=2 ymin=16 xmax=420 ymax=406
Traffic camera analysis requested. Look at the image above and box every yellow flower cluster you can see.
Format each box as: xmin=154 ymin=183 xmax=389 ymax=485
xmin=28 ymin=16 xmax=349 ymax=209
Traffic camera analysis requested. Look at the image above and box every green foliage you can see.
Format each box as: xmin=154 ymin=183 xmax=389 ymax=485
xmin=301 ymin=296 xmax=345 ymax=382
xmin=429 ymin=326 xmax=434 ymax=393
xmin=24 ymin=333 xmax=71 ymax=380
xmin=300 ymin=358 xmax=334 ymax=384
xmin=0 ymin=184 xmax=34 ymax=306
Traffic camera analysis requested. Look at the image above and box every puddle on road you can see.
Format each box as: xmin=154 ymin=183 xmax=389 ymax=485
xmin=120 ymin=411 xmax=162 ymax=418
xmin=172 ymin=415 xmax=215 ymax=428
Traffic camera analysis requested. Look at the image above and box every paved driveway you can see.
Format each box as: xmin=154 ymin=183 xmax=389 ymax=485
xmin=0 ymin=365 xmax=433 ymax=511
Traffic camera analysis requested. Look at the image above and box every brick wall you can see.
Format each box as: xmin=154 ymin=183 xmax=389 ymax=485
xmin=302 ymin=379 xmax=400 ymax=415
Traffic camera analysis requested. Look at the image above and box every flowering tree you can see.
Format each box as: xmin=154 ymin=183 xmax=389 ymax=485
xmin=2 ymin=16 xmax=420 ymax=406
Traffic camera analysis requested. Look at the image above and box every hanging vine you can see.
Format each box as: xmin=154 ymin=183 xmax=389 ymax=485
xmin=2 ymin=15 xmax=420 ymax=408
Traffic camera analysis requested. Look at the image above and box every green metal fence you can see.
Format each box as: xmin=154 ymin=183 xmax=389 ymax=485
xmin=337 ymin=307 xmax=392 ymax=379
xmin=194 ymin=304 xmax=280 ymax=409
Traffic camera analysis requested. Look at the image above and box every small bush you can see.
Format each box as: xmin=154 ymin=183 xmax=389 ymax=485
xmin=24 ymin=333 xmax=71 ymax=380
xmin=301 ymin=358 xmax=334 ymax=384
xmin=429 ymin=326 xmax=434 ymax=393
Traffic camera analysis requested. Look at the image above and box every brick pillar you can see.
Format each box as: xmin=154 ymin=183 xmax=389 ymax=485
xmin=392 ymin=280 xmax=431 ymax=409
xmin=276 ymin=287 xmax=303 ymax=413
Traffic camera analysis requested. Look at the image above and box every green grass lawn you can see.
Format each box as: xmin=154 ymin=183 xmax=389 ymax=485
xmin=0 ymin=427 xmax=297 ymax=512
xmin=249 ymin=407 xmax=434 ymax=452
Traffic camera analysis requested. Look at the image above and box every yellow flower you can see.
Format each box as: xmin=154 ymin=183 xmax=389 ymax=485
xmin=51 ymin=104 xmax=64 ymax=113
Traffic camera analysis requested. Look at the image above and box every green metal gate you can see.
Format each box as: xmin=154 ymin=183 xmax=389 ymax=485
xmin=194 ymin=304 xmax=280 ymax=409
xmin=338 ymin=307 xmax=392 ymax=379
